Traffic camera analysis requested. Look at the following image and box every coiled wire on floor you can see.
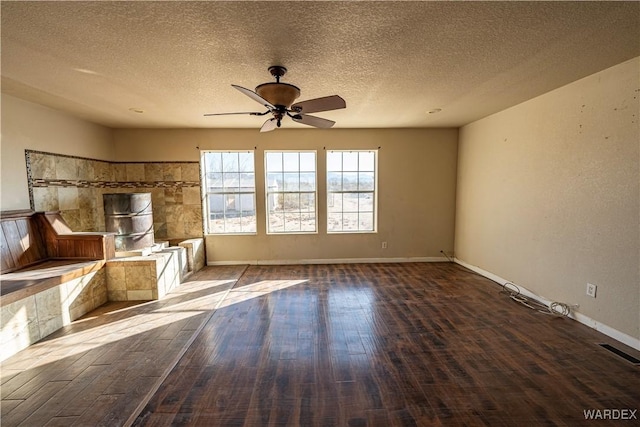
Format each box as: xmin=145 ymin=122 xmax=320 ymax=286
xmin=500 ymin=282 xmax=572 ymax=317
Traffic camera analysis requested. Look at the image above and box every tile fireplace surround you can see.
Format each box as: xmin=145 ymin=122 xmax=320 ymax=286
xmin=25 ymin=150 xmax=203 ymax=240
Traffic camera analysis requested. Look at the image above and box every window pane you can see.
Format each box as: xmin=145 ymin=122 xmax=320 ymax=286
xmin=359 ymin=151 xmax=375 ymax=171
xmin=224 ymin=194 xmax=237 ymax=212
xmin=359 ymin=193 xmax=374 ymax=212
xmin=223 ymin=173 xmax=240 ymax=190
xmin=300 ymin=193 xmax=315 ymax=212
xmin=359 ymin=212 xmax=374 ymax=231
xmin=240 ymin=194 xmax=255 ymax=213
xmin=327 ymin=172 xmax=342 ymax=191
xmin=343 ymin=213 xmax=359 ymax=231
xmin=343 ymin=193 xmax=359 ymax=212
xmin=209 ymin=194 xmax=224 ymax=217
xmin=266 ymin=152 xmax=283 ymax=172
xmin=238 ymin=152 xmax=254 ymax=172
xmin=328 ymin=213 xmax=342 ymax=232
xmin=224 ymin=219 xmax=242 ymax=233
xmin=343 ymin=152 xmax=358 ymax=171
xmin=343 ymin=172 xmax=358 ymax=191
xmin=240 ymin=173 xmax=255 ymax=189
xmin=299 ymin=152 xmax=315 ymax=172
xmin=269 ymin=213 xmax=284 ymax=233
xmin=300 ymin=172 xmax=316 ymax=191
xmin=222 ymin=152 xmax=239 ymax=172
xmin=208 ymin=172 xmax=223 ymax=191
xmin=327 ymin=152 xmax=342 ymax=172
xmin=267 ymin=172 xmax=283 ymax=190
xmin=207 ymin=153 xmax=222 ymax=173
xmin=301 ymin=213 xmax=316 ymax=232
xmin=283 ymin=152 xmax=299 ymax=172
xmin=242 ymin=215 xmax=257 ymax=233
xmin=210 ymin=219 xmax=224 ymax=234
xmin=284 ymin=212 xmax=301 ymax=232
xmin=327 ymin=192 xmax=342 ymax=213
xmin=283 ymin=193 xmax=300 ymax=212
xmin=358 ymin=172 xmax=375 ymax=191
xmin=283 ymin=172 xmax=300 ymax=192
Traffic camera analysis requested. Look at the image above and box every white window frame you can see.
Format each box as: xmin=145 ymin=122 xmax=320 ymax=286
xmin=326 ymin=150 xmax=378 ymax=233
xmin=201 ymin=150 xmax=257 ymax=235
xmin=264 ymin=150 xmax=318 ymax=234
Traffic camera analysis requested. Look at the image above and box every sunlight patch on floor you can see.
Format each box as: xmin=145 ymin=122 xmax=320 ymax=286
xmin=217 ymin=279 xmax=308 ymax=308
xmin=0 ymin=279 xmax=234 ymax=376
xmin=0 ymin=278 xmax=311 ymax=377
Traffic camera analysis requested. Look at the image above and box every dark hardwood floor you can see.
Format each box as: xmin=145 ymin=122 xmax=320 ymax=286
xmin=2 ymin=263 xmax=639 ymax=426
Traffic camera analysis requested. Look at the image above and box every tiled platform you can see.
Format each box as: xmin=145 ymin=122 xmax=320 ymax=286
xmin=1 ymin=239 xmax=205 ymax=361
xmin=1 ymin=262 xmax=107 ymax=361
xmin=105 ymin=239 xmax=205 ymax=301
xmin=106 ymin=248 xmax=187 ymax=301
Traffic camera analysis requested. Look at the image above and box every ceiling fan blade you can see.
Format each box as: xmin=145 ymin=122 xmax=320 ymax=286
xmin=203 ymin=111 xmax=265 ymax=116
xmin=260 ymin=118 xmax=278 ymax=132
xmin=232 ymin=85 xmax=275 ymax=110
xmin=292 ymin=114 xmax=336 ymax=129
xmin=291 ymin=95 xmax=346 ymax=114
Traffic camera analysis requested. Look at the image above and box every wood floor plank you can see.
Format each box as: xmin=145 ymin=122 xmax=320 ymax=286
xmin=42 ymin=416 xmax=80 ymax=426
xmin=2 ymin=381 xmax=70 ymax=426
xmin=3 ymin=263 xmax=640 ymax=426
xmin=18 ymin=365 xmax=104 ymax=423
xmin=136 ymin=263 xmax=640 ymax=426
xmin=0 ymin=399 xmax=24 ymax=417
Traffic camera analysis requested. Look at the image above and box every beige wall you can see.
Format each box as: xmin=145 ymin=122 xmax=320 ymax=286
xmin=114 ymin=128 xmax=458 ymax=262
xmin=1 ymin=95 xmax=114 ymax=210
xmin=455 ymin=58 xmax=639 ymax=340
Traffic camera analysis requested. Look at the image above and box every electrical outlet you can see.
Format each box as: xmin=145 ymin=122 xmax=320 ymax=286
xmin=382 ymin=241 xmax=387 ymax=249
xmin=586 ymin=283 xmax=597 ymax=298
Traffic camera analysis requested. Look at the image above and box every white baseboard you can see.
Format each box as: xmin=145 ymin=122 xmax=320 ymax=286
xmin=454 ymin=258 xmax=640 ymax=351
xmin=208 ymin=256 xmax=449 ymax=266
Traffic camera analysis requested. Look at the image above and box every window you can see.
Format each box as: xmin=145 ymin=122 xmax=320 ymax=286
xmin=327 ymin=150 xmax=377 ymax=232
xmin=265 ymin=151 xmax=317 ymax=233
xmin=201 ymin=151 xmax=256 ymax=234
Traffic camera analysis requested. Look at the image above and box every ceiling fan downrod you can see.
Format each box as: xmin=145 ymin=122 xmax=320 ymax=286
xmin=268 ymin=65 xmax=287 ymax=83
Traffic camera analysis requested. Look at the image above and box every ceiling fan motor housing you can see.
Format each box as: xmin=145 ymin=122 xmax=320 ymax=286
xmin=255 ymin=82 xmax=301 ymax=108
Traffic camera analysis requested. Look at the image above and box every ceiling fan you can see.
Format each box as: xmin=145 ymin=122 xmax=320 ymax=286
xmin=204 ymin=66 xmax=346 ymax=132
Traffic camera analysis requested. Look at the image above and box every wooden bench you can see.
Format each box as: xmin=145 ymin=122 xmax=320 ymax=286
xmin=1 ymin=210 xmax=115 ymax=270
xmin=1 ymin=210 xmax=115 ymax=361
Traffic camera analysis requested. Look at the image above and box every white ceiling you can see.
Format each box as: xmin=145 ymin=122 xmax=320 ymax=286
xmin=1 ymin=1 xmax=639 ymax=130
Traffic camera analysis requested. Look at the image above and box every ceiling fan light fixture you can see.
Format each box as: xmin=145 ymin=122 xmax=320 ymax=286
xmin=255 ymin=82 xmax=301 ymax=108
xmin=204 ymin=65 xmax=345 ymax=132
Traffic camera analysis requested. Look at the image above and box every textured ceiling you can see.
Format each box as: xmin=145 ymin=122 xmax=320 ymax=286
xmin=1 ymin=1 xmax=639 ymax=129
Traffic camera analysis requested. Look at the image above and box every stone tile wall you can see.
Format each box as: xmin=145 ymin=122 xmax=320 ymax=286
xmin=179 ymin=238 xmax=206 ymax=273
xmin=105 ymin=246 xmax=187 ymax=301
xmin=0 ymin=268 xmax=106 ymax=361
xmin=26 ymin=150 xmax=203 ymax=240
